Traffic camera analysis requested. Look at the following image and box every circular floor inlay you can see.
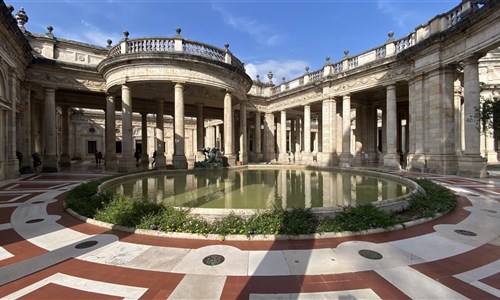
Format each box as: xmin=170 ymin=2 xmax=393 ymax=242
xmin=454 ymin=229 xmax=477 ymax=236
xmin=480 ymin=209 xmax=497 ymax=214
xmin=467 ymin=193 xmax=479 ymax=197
xmin=202 ymin=254 xmax=225 ymax=266
xmin=75 ymin=240 xmax=98 ymax=249
xmin=358 ymin=249 xmax=383 ymax=260
xmin=31 ymin=201 xmax=44 ymax=204
xmin=25 ymin=218 xmax=44 ymax=223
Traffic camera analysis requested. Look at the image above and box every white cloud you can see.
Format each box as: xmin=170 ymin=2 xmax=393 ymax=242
xmin=245 ymin=59 xmax=309 ymax=83
xmin=212 ymin=4 xmax=283 ymax=46
xmin=80 ymin=20 xmax=121 ymax=47
xmin=377 ymin=1 xmax=414 ymax=28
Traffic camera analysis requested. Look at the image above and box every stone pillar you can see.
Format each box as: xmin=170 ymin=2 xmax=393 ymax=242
xmin=155 ymin=98 xmax=166 ymax=169
xmin=196 ymin=103 xmax=205 ymax=161
xmin=408 ymin=75 xmax=426 ymax=171
xmin=42 ymin=86 xmax=59 ymax=172
xmin=295 ymin=117 xmax=301 ymax=158
xmin=383 ymin=85 xmax=400 ymax=169
xmin=263 ymin=113 xmax=276 ymax=162
xmin=239 ymin=101 xmax=248 ymax=164
xmin=20 ymin=88 xmax=32 ymax=171
xmin=173 ymin=83 xmax=187 ymax=169
xmin=279 ymin=110 xmax=288 ymax=162
xmin=59 ymin=106 xmax=71 ymax=167
xmin=302 ymin=105 xmax=313 ymax=164
xmin=6 ymin=74 xmax=19 ymax=177
xmin=223 ymin=92 xmax=236 ymax=165
xmin=458 ymin=57 xmax=487 ymax=177
xmin=119 ymin=84 xmax=135 ymax=172
xmin=105 ymin=94 xmax=117 ymax=169
xmin=215 ymin=124 xmax=221 ymax=149
xmin=454 ymin=79 xmax=463 ymax=155
xmin=319 ymin=98 xmax=337 ymax=166
xmin=254 ymin=112 xmax=262 ymax=161
xmin=339 ymin=95 xmax=353 ymax=167
xmin=140 ymin=112 xmax=149 ymax=165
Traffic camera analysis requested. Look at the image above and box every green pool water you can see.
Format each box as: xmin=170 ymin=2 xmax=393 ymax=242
xmin=105 ymin=168 xmax=410 ymax=209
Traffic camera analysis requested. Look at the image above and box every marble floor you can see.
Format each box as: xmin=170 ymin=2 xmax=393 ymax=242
xmin=0 ymin=161 xmax=498 ymax=299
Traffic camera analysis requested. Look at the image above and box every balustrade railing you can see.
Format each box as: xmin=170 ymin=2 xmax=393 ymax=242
xmin=395 ymin=34 xmax=414 ymax=53
xmin=309 ymin=69 xmax=323 ymax=82
xmin=348 ymin=57 xmax=358 ymax=68
xmin=334 ymin=62 xmax=343 ymax=74
xmin=375 ymin=46 xmax=386 ymax=59
xmin=108 ymin=36 xmax=245 ymax=71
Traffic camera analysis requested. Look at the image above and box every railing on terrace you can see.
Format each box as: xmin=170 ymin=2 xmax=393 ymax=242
xmin=108 ymin=29 xmax=245 ymax=71
xmin=261 ymin=0 xmax=488 ymax=96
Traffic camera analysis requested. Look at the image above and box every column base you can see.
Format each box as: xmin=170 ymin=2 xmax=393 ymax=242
xmin=117 ymin=156 xmax=136 ymax=173
xmin=409 ymin=154 xmax=426 ymax=172
xmin=317 ymin=152 xmax=338 ymax=166
xmin=426 ymin=154 xmax=458 ymax=175
xmin=339 ymin=153 xmax=353 ymax=168
xmin=223 ymin=154 xmax=237 ymax=166
xmin=172 ymin=155 xmax=188 ymax=169
xmin=239 ymin=151 xmax=248 ymax=165
xmin=105 ymin=155 xmax=118 ymax=170
xmin=141 ymin=155 xmax=150 ymax=165
xmin=383 ymin=153 xmax=400 ymax=170
xmin=6 ymin=158 xmax=19 ymax=178
xmin=484 ymin=150 xmax=499 ymax=163
xmin=264 ymin=152 xmax=277 ymax=163
xmin=251 ymin=152 xmax=264 ymax=163
xmin=278 ymin=153 xmax=289 ymax=163
xmin=300 ymin=152 xmax=314 ymax=165
xmin=42 ymin=155 xmax=59 ymax=173
xmin=187 ymin=157 xmax=195 ymax=169
xmin=153 ymin=154 xmax=167 ymax=170
xmin=59 ymin=154 xmax=71 ymax=168
xmin=458 ymin=155 xmax=488 ymax=178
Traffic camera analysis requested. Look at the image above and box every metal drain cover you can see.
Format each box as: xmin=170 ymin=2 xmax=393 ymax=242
xmin=25 ymin=218 xmax=44 ymax=223
xmin=75 ymin=240 xmax=98 ymax=249
xmin=203 ymin=254 xmax=225 ymax=266
xmin=454 ymin=229 xmax=477 ymax=236
xmin=358 ymin=249 xmax=383 ymax=260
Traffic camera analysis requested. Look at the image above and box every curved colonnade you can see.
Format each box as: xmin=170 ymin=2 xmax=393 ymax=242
xmin=0 ymin=0 xmax=500 ymax=181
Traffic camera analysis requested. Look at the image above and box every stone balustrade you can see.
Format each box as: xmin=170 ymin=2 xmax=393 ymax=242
xmin=108 ymin=35 xmax=245 ymax=71
xmin=263 ymin=0 xmax=488 ymax=96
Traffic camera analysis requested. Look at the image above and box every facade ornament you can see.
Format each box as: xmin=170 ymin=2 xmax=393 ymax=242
xmin=305 ymin=66 xmax=310 ymax=74
xmin=224 ymin=43 xmax=230 ymax=52
xmin=106 ymin=39 xmax=112 ymax=48
xmin=175 ymin=28 xmax=182 ymax=37
xmin=6 ymin=5 xmax=14 ymax=14
xmin=46 ymin=25 xmax=54 ymax=38
xmin=256 ymin=74 xmax=261 ymax=83
xmin=387 ymin=31 xmax=395 ymax=42
xmin=343 ymin=50 xmax=349 ymax=58
xmin=267 ymin=70 xmax=273 ymax=84
xmin=122 ymin=31 xmax=129 ymax=41
xmin=325 ymin=56 xmax=330 ymax=65
xmin=15 ymin=7 xmax=28 ymax=33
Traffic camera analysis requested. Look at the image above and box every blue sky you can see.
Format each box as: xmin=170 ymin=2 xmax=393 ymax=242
xmin=10 ymin=0 xmax=458 ymax=81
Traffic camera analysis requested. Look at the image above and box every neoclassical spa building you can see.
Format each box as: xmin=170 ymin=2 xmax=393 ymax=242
xmin=0 ymin=0 xmax=499 ymax=180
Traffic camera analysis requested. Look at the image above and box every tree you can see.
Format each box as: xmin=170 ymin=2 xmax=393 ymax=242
xmin=470 ymin=96 xmax=500 ymax=140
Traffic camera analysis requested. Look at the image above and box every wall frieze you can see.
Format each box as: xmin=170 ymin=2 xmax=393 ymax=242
xmin=26 ymin=70 xmax=106 ymax=91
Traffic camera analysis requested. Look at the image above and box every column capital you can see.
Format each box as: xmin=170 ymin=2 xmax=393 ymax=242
xmin=175 ymin=82 xmax=184 ymax=89
xmin=41 ymin=84 xmax=58 ymax=91
xmin=385 ymin=84 xmax=396 ymax=91
xmin=462 ymin=55 xmax=481 ymax=66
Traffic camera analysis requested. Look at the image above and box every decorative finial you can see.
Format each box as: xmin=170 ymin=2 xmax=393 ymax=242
xmin=175 ymin=28 xmax=182 ymax=35
xmin=256 ymin=74 xmax=261 ymax=83
xmin=45 ymin=25 xmax=54 ymax=38
xmin=123 ymin=31 xmax=129 ymax=40
xmin=325 ymin=56 xmax=331 ymax=65
xmin=387 ymin=31 xmax=395 ymax=41
xmin=305 ymin=66 xmax=310 ymax=74
xmin=6 ymin=5 xmax=14 ymax=13
xmin=282 ymin=76 xmax=286 ymax=82
xmin=15 ymin=7 xmax=28 ymax=32
xmin=267 ymin=70 xmax=273 ymax=83
xmin=343 ymin=50 xmax=349 ymax=58
xmin=224 ymin=43 xmax=229 ymax=51
xmin=106 ymin=39 xmax=113 ymax=48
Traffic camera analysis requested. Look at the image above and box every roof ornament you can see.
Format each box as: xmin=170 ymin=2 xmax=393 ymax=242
xmin=6 ymin=5 xmax=14 ymax=14
xmin=15 ymin=7 xmax=28 ymax=33
xmin=46 ymin=25 xmax=54 ymax=38
xmin=387 ymin=31 xmax=395 ymax=42
xmin=267 ymin=70 xmax=273 ymax=84
xmin=106 ymin=39 xmax=113 ymax=48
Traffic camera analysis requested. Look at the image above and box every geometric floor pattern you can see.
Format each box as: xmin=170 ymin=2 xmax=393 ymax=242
xmin=0 ymin=162 xmax=499 ymax=299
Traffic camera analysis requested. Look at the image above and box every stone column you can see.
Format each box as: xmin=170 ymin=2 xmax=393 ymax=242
xmin=458 ymin=57 xmax=487 ymax=177
xmin=223 ymin=91 xmax=236 ymax=165
xmin=6 ymin=73 xmax=19 ymax=177
xmin=295 ymin=117 xmax=301 ymax=159
xmin=155 ymin=98 xmax=166 ymax=169
xmin=279 ymin=110 xmax=288 ymax=162
xmin=119 ymin=84 xmax=135 ymax=172
xmin=42 ymin=86 xmax=59 ymax=172
xmin=302 ymin=105 xmax=313 ymax=164
xmin=384 ymin=85 xmax=400 ymax=169
xmin=105 ymin=94 xmax=117 ymax=169
xmin=239 ymin=101 xmax=248 ymax=164
xmin=196 ymin=103 xmax=205 ymax=162
xmin=254 ymin=112 xmax=262 ymax=161
xmin=172 ymin=83 xmax=187 ymax=169
xmin=59 ymin=106 xmax=71 ymax=167
xmin=215 ymin=124 xmax=221 ymax=149
xmin=140 ymin=112 xmax=149 ymax=165
xmin=20 ymin=88 xmax=32 ymax=171
xmin=339 ymin=95 xmax=353 ymax=167
xmin=263 ymin=113 xmax=276 ymax=162
xmin=408 ymin=75 xmax=426 ymax=171
xmin=319 ymin=98 xmax=337 ymax=166
xmin=454 ymin=79 xmax=463 ymax=155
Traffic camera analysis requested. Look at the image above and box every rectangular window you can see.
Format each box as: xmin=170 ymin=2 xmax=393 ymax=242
xmin=88 ymin=141 xmax=97 ymax=154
